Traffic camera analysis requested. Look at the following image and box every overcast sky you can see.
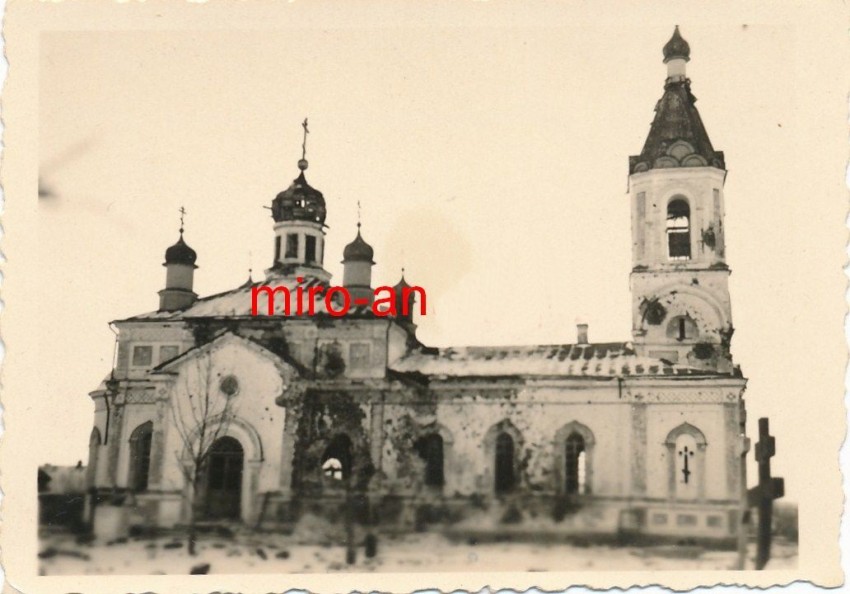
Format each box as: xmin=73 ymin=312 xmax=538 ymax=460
xmin=35 ymin=15 xmax=847 ymax=503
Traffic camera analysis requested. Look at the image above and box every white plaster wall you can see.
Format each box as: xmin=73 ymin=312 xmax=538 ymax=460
xmin=430 ymin=384 xmax=629 ymax=496
xmin=157 ymin=337 xmax=291 ymax=520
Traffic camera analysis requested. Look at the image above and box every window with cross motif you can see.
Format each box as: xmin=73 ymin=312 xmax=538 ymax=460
xmin=674 ymin=432 xmax=699 ymax=500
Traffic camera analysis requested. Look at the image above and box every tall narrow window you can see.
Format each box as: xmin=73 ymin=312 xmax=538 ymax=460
xmin=415 ymin=433 xmax=445 ymax=487
xmin=565 ymin=432 xmax=586 ymax=495
xmin=494 ymin=432 xmax=516 ymax=494
xmin=274 ymin=236 xmax=282 ymax=262
xmin=305 ymin=235 xmax=317 ymax=263
xmin=285 ymin=233 xmax=299 ymax=259
xmin=666 ymin=198 xmax=691 ymax=260
xmin=128 ymin=421 xmax=153 ymax=492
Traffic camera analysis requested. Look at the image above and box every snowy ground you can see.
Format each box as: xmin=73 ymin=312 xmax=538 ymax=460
xmin=38 ymin=530 xmax=798 ymax=575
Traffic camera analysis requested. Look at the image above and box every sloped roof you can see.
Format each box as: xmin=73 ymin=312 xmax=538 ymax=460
xmin=629 ymin=79 xmax=725 ymax=174
xmin=118 ymin=273 xmax=376 ymax=322
xmin=153 ymin=331 xmax=300 ymax=374
xmin=390 ymin=342 xmax=724 ymax=379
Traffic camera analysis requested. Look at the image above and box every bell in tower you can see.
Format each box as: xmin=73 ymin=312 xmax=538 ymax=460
xmin=627 ymin=28 xmax=735 ymax=373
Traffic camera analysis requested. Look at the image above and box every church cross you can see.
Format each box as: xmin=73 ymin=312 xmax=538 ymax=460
xmin=747 ymin=417 xmax=785 ymax=570
xmin=179 ymin=206 xmax=186 ymax=234
xmin=301 ymin=118 xmax=309 ymax=160
xmin=678 ymin=445 xmax=694 ymax=483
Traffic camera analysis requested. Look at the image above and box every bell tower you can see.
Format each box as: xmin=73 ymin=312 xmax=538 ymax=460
xmin=628 ymin=27 xmax=735 ymax=373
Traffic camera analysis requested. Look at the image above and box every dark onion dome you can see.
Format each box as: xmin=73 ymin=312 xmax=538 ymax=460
xmin=270 ymin=163 xmax=327 ymax=225
xmin=392 ymin=273 xmax=411 ymax=293
xmin=163 ymin=234 xmax=198 ymax=267
xmin=662 ymin=26 xmax=690 ymax=63
xmin=342 ymin=228 xmax=375 ymax=263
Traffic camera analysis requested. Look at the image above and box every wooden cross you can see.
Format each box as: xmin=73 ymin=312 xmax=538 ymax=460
xmin=747 ymin=417 xmax=785 ymax=570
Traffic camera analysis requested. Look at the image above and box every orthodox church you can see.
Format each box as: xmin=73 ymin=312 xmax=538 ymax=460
xmin=84 ymin=28 xmax=748 ymax=544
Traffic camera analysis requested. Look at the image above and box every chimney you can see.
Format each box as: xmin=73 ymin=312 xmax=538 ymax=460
xmin=577 ymin=323 xmax=589 ymax=345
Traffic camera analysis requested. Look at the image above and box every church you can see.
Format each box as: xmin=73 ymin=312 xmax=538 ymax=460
xmin=84 ymin=28 xmax=748 ymax=545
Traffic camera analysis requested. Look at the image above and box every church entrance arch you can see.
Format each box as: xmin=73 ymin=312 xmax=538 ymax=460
xmin=203 ymin=436 xmax=244 ymax=520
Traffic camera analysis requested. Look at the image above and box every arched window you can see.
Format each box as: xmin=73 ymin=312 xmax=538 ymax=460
xmin=554 ymin=421 xmax=595 ymax=495
xmin=564 ymin=433 xmax=587 ymax=495
xmin=414 ymin=433 xmax=444 ymax=487
xmin=666 ymin=199 xmax=691 ymax=260
xmin=667 ymin=314 xmax=699 ymax=341
xmin=128 ymin=421 xmax=153 ymax=492
xmin=494 ymin=432 xmax=516 ymax=494
xmin=321 ymin=434 xmax=352 ymax=481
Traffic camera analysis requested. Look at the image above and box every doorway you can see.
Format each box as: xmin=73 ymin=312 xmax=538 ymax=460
xmin=204 ymin=436 xmax=244 ymax=520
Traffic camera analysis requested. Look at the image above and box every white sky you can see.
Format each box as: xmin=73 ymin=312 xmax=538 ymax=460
xmin=35 ymin=19 xmax=847 ymax=504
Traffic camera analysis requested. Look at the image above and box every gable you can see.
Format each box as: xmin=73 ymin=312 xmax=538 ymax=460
xmin=154 ymin=331 xmax=299 ymax=381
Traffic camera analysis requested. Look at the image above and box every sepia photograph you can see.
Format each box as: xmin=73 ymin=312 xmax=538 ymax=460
xmin=2 ymin=1 xmax=846 ymax=592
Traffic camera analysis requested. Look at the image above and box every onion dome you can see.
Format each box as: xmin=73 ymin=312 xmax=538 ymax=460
xmin=342 ymin=227 xmax=375 ymax=263
xmin=393 ymin=271 xmax=416 ymax=321
xmin=164 ymin=234 xmax=197 ymax=267
xmin=393 ymin=272 xmax=411 ymax=293
xmin=270 ymin=161 xmax=327 ymax=225
xmin=662 ymin=26 xmax=690 ymax=63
